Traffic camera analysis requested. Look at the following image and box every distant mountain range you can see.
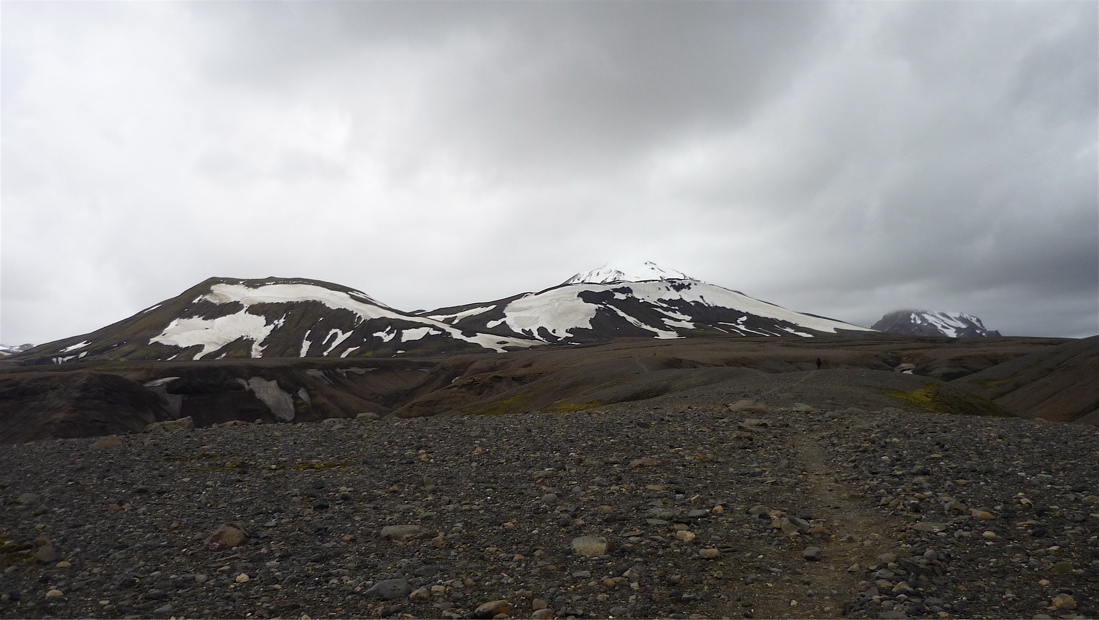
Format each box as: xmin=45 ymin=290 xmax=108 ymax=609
xmin=872 ymin=310 xmax=1001 ymax=338
xmin=0 ymin=343 xmax=34 ymax=357
xmin=12 ymin=262 xmax=875 ymax=364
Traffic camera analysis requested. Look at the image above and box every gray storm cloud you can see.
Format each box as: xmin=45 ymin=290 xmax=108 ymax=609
xmin=2 ymin=1 xmax=1096 ymax=345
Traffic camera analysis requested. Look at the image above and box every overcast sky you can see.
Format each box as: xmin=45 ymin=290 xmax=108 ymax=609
xmin=3 ymin=1 xmax=1097 ymax=345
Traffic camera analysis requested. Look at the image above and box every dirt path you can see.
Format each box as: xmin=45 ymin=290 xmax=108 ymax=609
xmin=742 ymin=419 xmax=897 ymax=619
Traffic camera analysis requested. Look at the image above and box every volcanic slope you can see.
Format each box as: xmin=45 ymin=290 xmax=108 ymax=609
xmin=422 ymin=261 xmax=873 ymax=343
xmin=17 ymin=277 xmax=542 ymax=365
xmin=954 ymin=335 xmax=1099 ymax=423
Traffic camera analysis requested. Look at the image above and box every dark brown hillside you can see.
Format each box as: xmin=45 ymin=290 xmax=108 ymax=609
xmin=3 ymin=334 xmax=1091 ymax=444
xmin=0 ymin=372 xmax=173 ymax=443
xmin=953 ymin=335 xmax=1099 ymax=423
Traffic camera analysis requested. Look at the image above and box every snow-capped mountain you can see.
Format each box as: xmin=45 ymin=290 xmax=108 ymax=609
xmin=17 ymin=277 xmax=542 ymax=364
xmin=562 ymin=261 xmax=694 ymax=285
xmin=16 ymin=264 xmax=874 ymax=365
xmin=424 ymin=262 xmax=873 ymax=343
xmin=872 ymin=310 xmax=1001 ymax=338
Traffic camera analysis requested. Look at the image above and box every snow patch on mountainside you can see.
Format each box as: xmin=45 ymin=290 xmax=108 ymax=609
xmin=504 ymin=287 xmax=600 ymax=339
xmin=204 ymin=283 xmax=397 ymax=321
xmin=501 ymin=279 xmax=870 ymax=340
xmin=152 ymin=313 xmax=274 ymax=360
xmin=915 ymin=311 xmax=983 ymax=338
xmin=60 ymin=340 xmax=90 ymax=353
xmin=426 ymin=305 xmax=496 ymax=323
xmin=238 ymin=377 xmax=295 ymax=421
xmin=401 ymin=327 xmax=438 ymax=342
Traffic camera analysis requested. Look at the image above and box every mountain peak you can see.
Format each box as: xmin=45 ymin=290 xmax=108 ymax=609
xmin=562 ymin=261 xmax=696 ymax=286
xmin=872 ymin=309 xmax=1001 ymax=338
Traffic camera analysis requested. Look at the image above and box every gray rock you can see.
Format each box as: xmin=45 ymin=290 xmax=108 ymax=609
xmin=380 ymin=525 xmax=423 ymax=540
xmin=803 ymin=547 xmax=822 ymax=561
xmin=34 ymin=541 xmax=58 ymax=564
xmin=571 ymin=536 xmax=608 ymax=557
xmin=748 ymin=505 xmax=770 ymax=517
xmin=646 ymin=507 xmax=677 ymax=519
xmin=364 ymin=578 xmax=412 ymax=600
xmin=472 ymin=600 xmax=511 ymax=619
xmin=205 ymin=523 xmax=247 ymax=548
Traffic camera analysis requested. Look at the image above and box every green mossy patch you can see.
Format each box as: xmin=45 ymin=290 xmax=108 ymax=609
xmin=155 ymin=453 xmax=230 ymax=463
xmin=274 ymin=462 xmax=350 ymax=471
xmin=195 ymin=460 xmax=248 ymax=472
xmin=545 ymin=400 xmax=606 ymax=413
xmin=886 ymin=383 xmax=1012 ymax=418
xmin=886 ymin=384 xmax=950 ymax=413
xmin=463 ymin=392 xmax=530 ymax=416
xmin=0 ymin=534 xmax=35 ymax=564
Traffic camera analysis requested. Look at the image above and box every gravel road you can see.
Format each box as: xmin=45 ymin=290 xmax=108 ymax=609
xmin=2 ymin=376 xmax=1096 ymax=619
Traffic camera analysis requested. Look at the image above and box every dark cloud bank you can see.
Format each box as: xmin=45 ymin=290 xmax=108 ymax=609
xmin=2 ymin=1 xmax=1096 ymax=344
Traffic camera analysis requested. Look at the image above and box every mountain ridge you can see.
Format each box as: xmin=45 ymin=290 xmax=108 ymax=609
xmin=873 ymin=309 xmax=1001 ymax=338
xmin=12 ymin=264 xmax=874 ymax=365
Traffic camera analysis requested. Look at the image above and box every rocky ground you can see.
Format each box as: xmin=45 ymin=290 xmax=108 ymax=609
xmin=1 ymin=370 xmax=1096 ymax=619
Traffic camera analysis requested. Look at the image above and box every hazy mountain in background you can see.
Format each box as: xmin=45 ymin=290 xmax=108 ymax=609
xmin=873 ymin=310 xmax=1001 ymax=338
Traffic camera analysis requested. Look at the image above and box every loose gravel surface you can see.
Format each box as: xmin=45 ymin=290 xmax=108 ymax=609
xmin=2 ymin=376 xmax=1097 ymax=619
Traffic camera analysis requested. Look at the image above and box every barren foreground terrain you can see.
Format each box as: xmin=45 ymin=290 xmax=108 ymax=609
xmin=2 ymin=372 xmax=1096 ymax=619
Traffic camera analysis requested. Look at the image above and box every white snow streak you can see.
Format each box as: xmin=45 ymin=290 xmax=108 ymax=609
xmin=662 ymin=318 xmax=695 ymax=329
xmin=60 ymin=340 xmax=90 ymax=353
xmin=604 ymin=305 xmax=680 ymax=339
xmin=322 ymin=329 xmax=353 ymax=355
xmin=426 ymin=305 xmax=496 ymax=323
xmin=300 ymin=330 xmax=313 ymax=357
